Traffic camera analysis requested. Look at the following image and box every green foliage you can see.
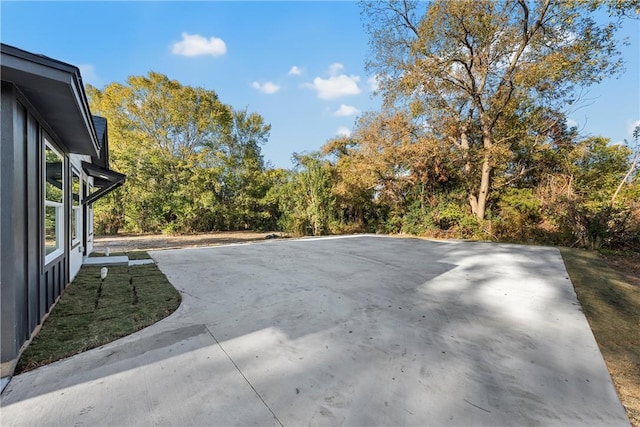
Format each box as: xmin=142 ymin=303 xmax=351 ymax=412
xmin=274 ymin=154 xmax=337 ymax=236
xmin=573 ymin=137 xmax=633 ymax=201
xmin=564 ymin=201 xmax=640 ymax=250
xmin=427 ymin=199 xmax=482 ymax=239
xmin=361 ymin=0 xmax=625 ymax=220
xmin=432 ymin=203 xmax=466 ymax=231
xmin=88 ymin=73 xmax=277 ymax=234
xmin=292 ymin=115 xmax=639 ymax=248
xmin=494 ymin=188 xmax=541 ymax=242
xmin=534 ymin=133 xmax=640 ymax=249
xmin=276 ymin=1 xmax=634 ymax=248
xmin=85 ymin=4 xmax=639 ymax=251
xmin=93 ymin=190 xmax=125 ymax=235
xmin=400 ymin=201 xmax=433 ymax=235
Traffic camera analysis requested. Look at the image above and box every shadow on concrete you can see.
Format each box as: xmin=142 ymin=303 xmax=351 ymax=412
xmin=0 ymin=236 xmax=629 ymax=426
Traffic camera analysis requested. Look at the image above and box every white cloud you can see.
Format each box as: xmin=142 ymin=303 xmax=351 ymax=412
xmin=304 ymin=75 xmax=361 ymax=100
xmin=78 ymin=64 xmax=101 ymax=87
xmin=628 ymin=119 xmax=640 ymax=137
xmin=172 ymin=32 xmax=226 ymax=57
xmin=252 ymin=81 xmax=281 ymax=94
xmin=302 ymin=63 xmax=362 ymax=99
xmin=288 ymin=66 xmax=302 ymax=76
xmin=328 ymin=63 xmax=344 ymax=76
xmin=334 ymin=104 xmax=360 ymax=117
xmin=336 ymin=126 xmax=352 ymax=137
xmin=367 ymin=75 xmax=380 ymax=91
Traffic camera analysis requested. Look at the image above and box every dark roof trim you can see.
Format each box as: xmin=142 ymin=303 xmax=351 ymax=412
xmin=82 ymin=161 xmax=126 ymax=205
xmin=93 ymin=115 xmax=107 ymax=143
xmin=1 ymin=43 xmax=100 ymax=156
xmin=91 ymin=115 xmax=109 ymax=169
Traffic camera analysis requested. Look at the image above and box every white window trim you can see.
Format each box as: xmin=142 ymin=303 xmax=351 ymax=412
xmin=71 ymin=168 xmax=82 ymax=246
xmin=87 ymin=179 xmax=94 ymax=238
xmin=72 ymin=207 xmax=82 ymax=246
xmin=44 ymin=138 xmax=65 ymax=265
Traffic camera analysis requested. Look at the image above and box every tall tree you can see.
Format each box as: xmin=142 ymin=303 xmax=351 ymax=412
xmin=218 ymin=109 xmax=272 ymax=229
xmin=275 ymin=154 xmax=336 ymax=236
xmin=361 ymin=0 xmax=627 ymax=220
xmin=322 ymin=110 xmax=456 ymax=226
xmin=87 ymin=73 xmax=232 ymax=232
xmin=87 ymin=72 xmax=275 ymax=233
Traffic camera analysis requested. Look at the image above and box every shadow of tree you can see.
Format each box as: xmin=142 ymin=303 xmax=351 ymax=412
xmin=1 ymin=237 xmax=629 ymax=426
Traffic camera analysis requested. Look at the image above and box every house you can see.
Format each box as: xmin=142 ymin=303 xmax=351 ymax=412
xmin=0 ymin=43 xmax=125 ymax=384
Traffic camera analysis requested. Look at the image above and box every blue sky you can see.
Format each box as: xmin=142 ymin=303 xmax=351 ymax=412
xmin=2 ymin=2 xmax=638 ymax=169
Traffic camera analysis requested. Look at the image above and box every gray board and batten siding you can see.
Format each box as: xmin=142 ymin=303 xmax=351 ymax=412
xmin=0 ymin=43 xmax=125 ymax=381
xmin=1 ymin=82 xmax=68 ymax=366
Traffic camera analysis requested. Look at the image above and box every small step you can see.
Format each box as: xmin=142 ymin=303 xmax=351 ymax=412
xmin=83 ymin=256 xmax=129 ymax=266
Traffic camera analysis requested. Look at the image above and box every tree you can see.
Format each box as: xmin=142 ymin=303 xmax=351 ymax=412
xmin=322 ymin=110 xmax=459 ymax=233
xmin=87 ymin=72 xmax=233 ymax=232
xmin=274 ymin=154 xmax=336 ymax=236
xmin=216 ymin=109 xmax=272 ymax=229
xmin=87 ymin=72 xmax=275 ymax=233
xmin=361 ymin=0 xmax=626 ymax=220
xmin=610 ymin=125 xmax=639 ymax=204
xmin=533 ymin=128 xmax=640 ymax=249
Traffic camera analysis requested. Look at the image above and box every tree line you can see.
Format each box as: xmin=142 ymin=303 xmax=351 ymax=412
xmin=88 ymin=0 xmax=639 ymax=250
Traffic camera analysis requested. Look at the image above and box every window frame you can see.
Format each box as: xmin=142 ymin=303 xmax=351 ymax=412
xmin=44 ymin=135 xmax=65 ymax=264
xmin=87 ymin=181 xmax=94 ymax=239
xmin=71 ymin=167 xmax=82 ymax=247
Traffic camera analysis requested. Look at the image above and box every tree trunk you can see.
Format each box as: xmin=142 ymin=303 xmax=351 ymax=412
xmin=475 ymin=154 xmax=491 ymax=221
xmin=468 ymin=152 xmax=492 ymax=221
xmin=468 ymin=193 xmax=479 ymax=217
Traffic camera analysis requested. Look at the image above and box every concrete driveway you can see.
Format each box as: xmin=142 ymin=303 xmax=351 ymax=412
xmin=0 ymin=236 xmax=630 ymax=426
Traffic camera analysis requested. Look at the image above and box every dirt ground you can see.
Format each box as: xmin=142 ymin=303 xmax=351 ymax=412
xmin=93 ymin=231 xmax=285 ymax=253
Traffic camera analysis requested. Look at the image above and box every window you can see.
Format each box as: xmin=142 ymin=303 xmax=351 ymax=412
xmin=87 ymin=181 xmax=94 ymax=237
xmin=44 ymin=138 xmax=64 ymax=263
xmin=71 ymin=169 xmax=81 ymax=245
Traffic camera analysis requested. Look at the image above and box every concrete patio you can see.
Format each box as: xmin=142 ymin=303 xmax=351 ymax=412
xmin=0 ymin=236 xmax=630 ymax=426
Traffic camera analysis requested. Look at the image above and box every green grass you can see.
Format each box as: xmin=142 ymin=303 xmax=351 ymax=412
xmin=560 ymin=248 xmax=640 ymax=427
xmin=15 ymin=261 xmax=181 ymax=373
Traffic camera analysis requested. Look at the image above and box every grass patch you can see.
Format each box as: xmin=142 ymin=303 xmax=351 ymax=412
xmin=125 ymin=251 xmax=153 ymax=260
xmin=15 ymin=262 xmax=181 ymax=373
xmin=560 ymin=247 xmax=640 ymax=427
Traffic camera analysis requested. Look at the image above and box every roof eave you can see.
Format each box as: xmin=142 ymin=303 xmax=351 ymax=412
xmin=0 ymin=43 xmax=100 ymax=157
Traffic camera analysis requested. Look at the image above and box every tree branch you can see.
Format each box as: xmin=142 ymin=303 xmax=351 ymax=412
xmin=388 ymin=0 xmax=420 ymax=37
xmin=611 ymin=152 xmax=639 ymax=204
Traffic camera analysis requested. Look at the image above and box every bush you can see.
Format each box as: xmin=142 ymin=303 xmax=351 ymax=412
xmin=401 ymin=201 xmax=434 ymax=235
xmin=431 ymin=202 xmax=465 ymax=230
xmin=494 ymin=188 xmax=541 ymax=242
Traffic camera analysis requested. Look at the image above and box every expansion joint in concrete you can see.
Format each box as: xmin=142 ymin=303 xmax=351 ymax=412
xmin=204 ymin=324 xmax=284 ymax=427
